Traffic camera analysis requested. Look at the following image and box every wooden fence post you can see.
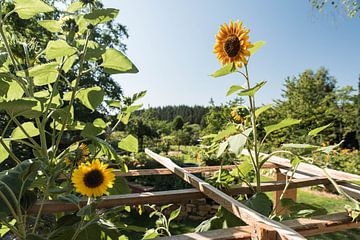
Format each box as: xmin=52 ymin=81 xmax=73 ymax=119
xmin=273 ymin=168 xmax=297 ymax=215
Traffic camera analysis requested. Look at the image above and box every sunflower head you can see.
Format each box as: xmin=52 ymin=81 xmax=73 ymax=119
xmin=72 ymin=159 xmax=115 ymax=197
xmin=214 ymin=21 xmax=253 ymax=68
xmin=65 ymin=143 xmax=90 ymax=166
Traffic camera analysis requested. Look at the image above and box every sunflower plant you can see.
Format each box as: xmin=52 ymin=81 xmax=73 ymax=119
xmin=201 ymin=20 xmax=356 ymax=226
xmin=0 ymin=0 xmax=144 ymax=239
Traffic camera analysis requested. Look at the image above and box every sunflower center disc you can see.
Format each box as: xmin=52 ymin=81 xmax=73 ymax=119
xmin=224 ymin=35 xmax=240 ymax=57
xmin=84 ymin=169 xmax=104 ymax=188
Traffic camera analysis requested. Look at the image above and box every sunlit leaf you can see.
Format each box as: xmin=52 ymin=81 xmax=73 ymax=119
xmin=100 ymin=48 xmax=138 ymax=74
xmin=0 ymin=79 xmax=24 ymax=100
xmin=118 ymin=135 xmax=138 ymax=153
xmin=67 ymin=1 xmax=84 ymax=12
xmin=0 ymin=140 xmax=10 ymax=163
xmin=14 ymin=0 xmax=54 ymax=19
xmin=210 ymin=63 xmax=236 ymax=78
xmin=238 ymin=81 xmax=266 ymax=97
xmin=249 ymin=41 xmax=266 ymax=55
xmin=213 ymin=125 xmax=237 ymax=142
xmin=227 ymin=128 xmax=252 ymax=155
xmin=11 ymin=122 xmax=40 ymax=140
xmin=264 ymin=118 xmax=301 ymax=136
xmin=84 ymin=8 xmax=119 ymax=25
xmin=226 ymin=85 xmax=244 ymax=96
xmin=38 ymin=20 xmax=61 ymax=32
xmin=216 ymin=141 xmax=228 ymax=158
xmin=255 ymin=104 xmax=272 ymax=118
xmin=45 ymin=40 xmax=77 ymax=59
xmin=308 ymin=123 xmax=332 ymax=136
xmin=282 ymin=143 xmax=318 ymax=149
xmin=76 ymin=86 xmax=104 ymax=111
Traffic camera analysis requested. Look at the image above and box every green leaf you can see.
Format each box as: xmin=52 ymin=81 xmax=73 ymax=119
xmin=118 ymin=135 xmax=138 ymax=153
xmin=67 ymin=1 xmax=84 ymax=12
xmin=81 ymin=123 xmax=104 ymax=138
xmin=143 ymin=229 xmax=159 ymax=239
xmin=108 ymin=177 xmax=131 ymax=195
xmin=226 ymin=85 xmax=244 ymax=96
xmin=119 ymin=104 xmax=143 ymax=124
xmin=84 ymin=8 xmax=119 ymax=25
xmin=249 ymin=41 xmax=266 ymax=55
xmin=210 ymin=63 xmax=236 ymax=78
xmin=168 ymin=206 xmax=181 ymax=224
xmin=216 ymin=141 xmax=228 ymax=158
xmin=93 ymin=118 xmax=108 ymax=129
xmin=0 ymin=98 xmax=42 ymax=118
xmin=61 ymin=55 xmax=77 ymax=73
xmin=255 ymin=104 xmax=272 ymax=118
xmin=0 ymin=140 xmax=10 ymax=163
xmin=18 ymin=62 xmax=59 ymax=86
xmin=213 ymin=125 xmax=237 ymax=142
xmin=45 ymin=40 xmax=77 ymax=59
xmin=238 ymin=81 xmax=266 ymax=97
xmin=308 ymin=123 xmax=332 ymax=136
xmin=76 ymin=86 xmax=104 ymax=111
xmin=11 ymin=122 xmax=40 ymax=140
xmin=227 ymin=128 xmax=252 ymax=155
xmin=100 ymin=48 xmax=138 ymax=74
xmin=14 ymin=0 xmax=54 ymax=19
xmin=0 ymin=219 xmax=15 ymax=237
xmin=264 ymin=118 xmax=301 ymax=136
xmin=282 ymin=143 xmax=318 ymax=149
xmin=291 ymin=156 xmax=301 ymax=168
xmin=230 ymin=158 xmax=252 ymax=177
xmin=38 ymin=20 xmax=61 ymax=32
xmin=243 ymin=193 xmax=272 ymax=216
xmin=0 ymin=160 xmax=40 ymax=214
xmin=0 ymin=79 xmax=24 ymax=100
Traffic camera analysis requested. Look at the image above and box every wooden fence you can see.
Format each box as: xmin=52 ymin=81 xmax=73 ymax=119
xmin=27 ymin=149 xmax=360 ymax=240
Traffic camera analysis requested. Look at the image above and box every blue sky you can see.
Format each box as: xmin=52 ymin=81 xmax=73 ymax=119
xmin=103 ymin=0 xmax=360 ymax=107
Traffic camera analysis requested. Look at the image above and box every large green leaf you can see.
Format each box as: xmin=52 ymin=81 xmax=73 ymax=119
xmin=76 ymin=87 xmax=104 ymax=111
xmin=216 ymin=141 xmax=228 ymax=158
xmin=83 ymin=8 xmax=119 ymax=25
xmin=226 ymin=85 xmax=244 ymax=96
xmin=238 ymin=81 xmax=266 ymax=97
xmin=230 ymin=158 xmax=253 ymax=177
xmin=100 ymin=48 xmax=138 ymax=74
xmin=18 ymin=62 xmax=58 ymax=86
xmin=210 ymin=63 xmax=236 ymax=78
xmin=0 ymin=79 xmax=24 ymax=100
xmin=264 ymin=118 xmax=301 ymax=136
xmin=168 ymin=206 xmax=181 ymax=224
xmin=227 ymin=128 xmax=252 ymax=155
xmin=14 ymin=0 xmax=54 ymax=19
xmin=108 ymin=177 xmax=131 ymax=195
xmin=119 ymin=104 xmax=143 ymax=125
xmin=243 ymin=193 xmax=273 ymax=216
xmin=0 ymin=160 xmax=40 ymax=214
xmin=255 ymin=104 xmax=272 ymax=118
xmin=67 ymin=1 xmax=84 ymax=12
xmin=45 ymin=40 xmax=77 ymax=59
xmin=308 ymin=123 xmax=332 ymax=136
xmin=0 ymin=140 xmax=10 ymax=163
xmin=213 ymin=125 xmax=237 ymax=142
xmin=118 ymin=135 xmax=138 ymax=153
xmin=38 ymin=20 xmax=62 ymax=33
xmin=11 ymin=122 xmax=40 ymax=140
xmin=80 ymin=123 xmax=104 ymax=138
xmin=0 ymin=98 xmax=42 ymax=118
xmin=249 ymin=41 xmax=266 ymax=55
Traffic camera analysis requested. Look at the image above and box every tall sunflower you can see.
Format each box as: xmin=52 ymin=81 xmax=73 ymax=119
xmin=72 ymin=159 xmax=115 ymax=197
xmin=214 ymin=21 xmax=253 ymax=68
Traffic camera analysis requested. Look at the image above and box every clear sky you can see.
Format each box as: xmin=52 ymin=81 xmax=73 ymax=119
xmin=103 ymin=0 xmax=360 ymax=107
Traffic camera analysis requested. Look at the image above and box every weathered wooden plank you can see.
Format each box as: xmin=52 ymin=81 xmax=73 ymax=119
xmin=240 ymin=150 xmax=360 ymax=181
xmin=157 ymin=212 xmax=360 ymax=239
xmin=114 ymin=163 xmax=277 ymax=177
xmin=145 ymin=149 xmax=306 ymax=240
xmin=27 ymin=176 xmax=330 ymax=214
